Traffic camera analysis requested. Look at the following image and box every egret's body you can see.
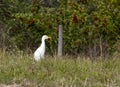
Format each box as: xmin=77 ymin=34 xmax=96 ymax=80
xmin=34 ymin=35 xmax=51 ymax=61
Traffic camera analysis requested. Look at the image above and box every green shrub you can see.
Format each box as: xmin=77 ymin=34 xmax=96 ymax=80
xmin=1 ymin=0 xmax=120 ymax=57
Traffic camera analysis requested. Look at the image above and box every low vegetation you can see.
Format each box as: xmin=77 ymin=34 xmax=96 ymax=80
xmin=0 ymin=51 xmax=120 ymax=87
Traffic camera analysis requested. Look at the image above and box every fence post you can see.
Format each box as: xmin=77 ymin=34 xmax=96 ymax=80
xmin=58 ymin=25 xmax=63 ymax=57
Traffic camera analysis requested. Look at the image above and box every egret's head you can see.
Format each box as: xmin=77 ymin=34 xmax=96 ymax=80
xmin=42 ymin=35 xmax=51 ymax=41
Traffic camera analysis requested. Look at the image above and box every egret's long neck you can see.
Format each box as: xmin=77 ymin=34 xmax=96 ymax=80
xmin=41 ymin=38 xmax=45 ymax=47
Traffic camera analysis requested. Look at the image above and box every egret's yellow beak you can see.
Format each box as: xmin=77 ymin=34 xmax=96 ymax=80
xmin=47 ymin=36 xmax=51 ymax=41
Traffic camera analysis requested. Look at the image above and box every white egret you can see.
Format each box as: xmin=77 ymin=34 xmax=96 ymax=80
xmin=34 ymin=35 xmax=51 ymax=61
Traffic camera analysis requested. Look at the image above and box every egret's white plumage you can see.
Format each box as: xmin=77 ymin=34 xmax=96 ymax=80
xmin=34 ymin=35 xmax=51 ymax=61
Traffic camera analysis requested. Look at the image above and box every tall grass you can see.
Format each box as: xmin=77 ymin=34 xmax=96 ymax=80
xmin=0 ymin=50 xmax=120 ymax=87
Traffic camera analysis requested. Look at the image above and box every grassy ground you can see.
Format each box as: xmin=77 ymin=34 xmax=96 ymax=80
xmin=0 ymin=51 xmax=120 ymax=87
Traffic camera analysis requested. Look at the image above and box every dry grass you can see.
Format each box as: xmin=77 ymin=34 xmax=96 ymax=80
xmin=0 ymin=50 xmax=120 ymax=87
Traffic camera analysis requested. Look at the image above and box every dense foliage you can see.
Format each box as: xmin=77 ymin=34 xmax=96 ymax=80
xmin=0 ymin=0 xmax=120 ymax=57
